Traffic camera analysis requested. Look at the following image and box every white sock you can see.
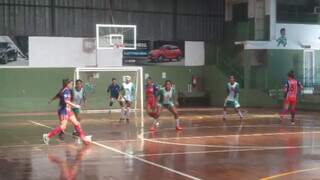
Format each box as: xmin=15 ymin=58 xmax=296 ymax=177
xmin=223 ymin=111 xmax=227 ymax=119
xmin=176 ymin=119 xmax=180 ymax=126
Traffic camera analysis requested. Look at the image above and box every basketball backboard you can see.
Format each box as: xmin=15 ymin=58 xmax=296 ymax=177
xmin=96 ymin=24 xmax=136 ymax=50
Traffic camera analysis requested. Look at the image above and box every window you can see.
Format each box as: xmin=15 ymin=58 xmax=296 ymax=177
xmin=303 ymin=50 xmax=315 ymax=87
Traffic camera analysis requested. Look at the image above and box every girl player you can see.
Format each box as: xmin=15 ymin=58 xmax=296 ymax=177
xmin=145 ymin=77 xmax=160 ymax=131
xmin=223 ymin=75 xmax=243 ymax=121
xmin=280 ymin=71 xmax=303 ymax=125
xmin=119 ymin=76 xmax=135 ymax=122
xmin=43 ymin=79 xmax=90 ymax=145
xmin=72 ymin=79 xmax=86 ymax=136
xmin=152 ymin=80 xmax=182 ymax=131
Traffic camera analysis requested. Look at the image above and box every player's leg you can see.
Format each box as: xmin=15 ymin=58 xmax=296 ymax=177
xmin=68 ymin=114 xmax=90 ymax=145
xmin=119 ymin=100 xmax=126 ymax=121
xmin=58 ymin=121 xmax=65 ymax=141
xmin=148 ymin=103 xmax=161 ymax=131
xmin=167 ymin=104 xmax=182 ymax=130
xmin=223 ymin=99 xmax=228 ymax=121
xmin=280 ymin=99 xmax=290 ymax=120
xmin=43 ymin=117 xmax=68 ymax=145
xmin=234 ymin=101 xmax=243 ymax=120
xmin=72 ymin=108 xmax=81 ymax=136
xmin=290 ymin=100 xmax=297 ymax=125
xmin=125 ymin=101 xmax=131 ymax=122
xmin=108 ymin=97 xmax=114 ymax=114
xmin=147 ymin=98 xmax=159 ymax=119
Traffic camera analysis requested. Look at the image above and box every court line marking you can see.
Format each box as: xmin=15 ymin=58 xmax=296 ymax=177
xmin=134 ymin=146 xmax=320 ymax=157
xmin=260 ymin=167 xmax=320 ymax=180
xmin=143 ymin=137 xmax=320 ymax=149
xmin=142 ymin=124 xmax=320 ymax=135
xmin=29 ymin=121 xmax=202 ymax=180
xmin=146 ymin=131 xmax=320 ymax=141
xmin=142 ymin=131 xmax=320 ymax=149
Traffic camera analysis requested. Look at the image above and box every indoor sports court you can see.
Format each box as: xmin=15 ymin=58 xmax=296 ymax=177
xmin=1 ymin=0 xmax=320 ymax=180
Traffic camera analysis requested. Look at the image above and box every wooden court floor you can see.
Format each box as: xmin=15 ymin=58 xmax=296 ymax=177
xmin=1 ymin=108 xmax=320 ymax=180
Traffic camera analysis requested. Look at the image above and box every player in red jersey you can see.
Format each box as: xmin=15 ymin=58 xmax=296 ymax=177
xmin=145 ymin=77 xmax=160 ymax=131
xmin=43 ymin=79 xmax=90 ymax=145
xmin=280 ymin=71 xmax=303 ymax=125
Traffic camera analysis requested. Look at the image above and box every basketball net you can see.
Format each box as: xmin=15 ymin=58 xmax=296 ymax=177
xmin=113 ymin=43 xmax=124 ymax=50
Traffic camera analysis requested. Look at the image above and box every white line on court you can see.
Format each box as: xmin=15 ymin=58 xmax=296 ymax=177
xmin=30 ymin=121 xmax=53 ymax=129
xmin=143 ymin=131 xmax=320 ymax=149
xmin=142 ymin=124 xmax=320 ymax=136
xmin=29 ymin=120 xmax=202 ymax=180
xmin=135 ymin=145 xmax=320 ymax=157
xmin=146 ymin=131 xmax=320 ymax=141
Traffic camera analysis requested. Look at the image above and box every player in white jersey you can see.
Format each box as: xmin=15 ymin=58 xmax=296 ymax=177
xmin=223 ymin=75 xmax=243 ymax=121
xmin=119 ymin=76 xmax=135 ymax=122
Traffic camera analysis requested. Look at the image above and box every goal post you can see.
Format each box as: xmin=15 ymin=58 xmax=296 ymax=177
xmin=74 ymin=67 xmax=144 ymax=115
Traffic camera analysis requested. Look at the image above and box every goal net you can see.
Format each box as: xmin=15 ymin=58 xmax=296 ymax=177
xmin=74 ymin=67 xmax=144 ymax=114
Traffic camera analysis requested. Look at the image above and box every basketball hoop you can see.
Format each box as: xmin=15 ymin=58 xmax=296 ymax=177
xmin=113 ymin=43 xmax=124 ymax=49
xmin=113 ymin=43 xmax=124 ymax=50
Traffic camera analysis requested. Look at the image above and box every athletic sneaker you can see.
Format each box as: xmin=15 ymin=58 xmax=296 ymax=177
xmin=83 ymin=135 xmax=92 ymax=145
xmin=155 ymin=121 xmax=160 ymax=127
xmin=176 ymin=125 xmax=183 ymax=131
xmin=43 ymin=134 xmax=50 ymax=145
xmin=291 ymin=121 xmax=296 ymax=125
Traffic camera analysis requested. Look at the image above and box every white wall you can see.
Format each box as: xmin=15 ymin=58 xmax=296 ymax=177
xmin=243 ymin=23 xmax=320 ymax=50
xmin=29 ymin=37 xmax=97 ymax=67
xmin=276 ymin=23 xmax=320 ymax=48
xmin=185 ymin=41 xmax=205 ymax=66
xmin=96 ymin=49 xmax=123 ymax=67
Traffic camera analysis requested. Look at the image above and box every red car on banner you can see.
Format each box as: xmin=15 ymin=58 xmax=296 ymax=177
xmin=148 ymin=44 xmax=183 ymax=62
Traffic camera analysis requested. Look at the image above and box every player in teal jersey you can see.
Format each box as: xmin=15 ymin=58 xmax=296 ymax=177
xmin=72 ymin=79 xmax=86 ymax=121
xmin=223 ymin=75 xmax=243 ymax=121
xmin=152 ymin=80 xmax=182 ymax=131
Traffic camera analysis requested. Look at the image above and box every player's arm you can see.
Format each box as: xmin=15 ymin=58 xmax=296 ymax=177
xmin=225 ymin=84 xmax=229 ymax=97
xmin=235 ymin=83 xmax=241 ymax=99
xmin=118 ymin=85 xmax=124 ymax=100
xmin=156 ymin=89 xmax=163 ymax=103
xmin=82 ymin=89 xmax=87 ymax=106
xmin=283 ymin=81 xmax=289 ymax=92
xmin=298 ymin=82 xmax=304 ymax=92
xmin=65 ymin=99 xmax=81 ymax=109
xmin=172 ymin=88 xmax=179 ymax=106
xmin=48 ymin=92 xmax=60 ymax=104
xmin=154 ymin=84 xmax=160 ymax=96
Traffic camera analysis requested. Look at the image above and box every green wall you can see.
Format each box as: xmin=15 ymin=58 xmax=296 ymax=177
xmin=0 ymin=68 xmax=73 ymax=113
xmin=266 ymin=50 xmax=304 ymax=89
xmin=203 ymin=65 xmax=228 ymax=106
xmin=241 ymin=49 xmax=320 ymax=109
xmin=143 ymin=66 xmax=203 ymax=93
xmin=0 ymin=66 xmax=204 ymax=113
